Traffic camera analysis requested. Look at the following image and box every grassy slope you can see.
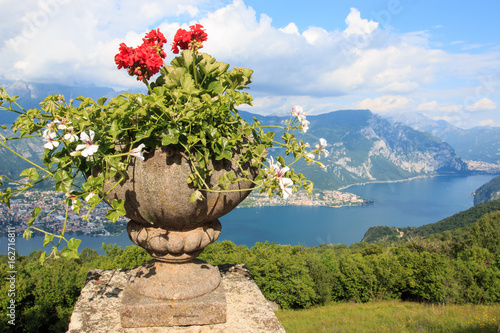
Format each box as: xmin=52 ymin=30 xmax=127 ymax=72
xmin=276 ymin=300 xmax=500 ymax=333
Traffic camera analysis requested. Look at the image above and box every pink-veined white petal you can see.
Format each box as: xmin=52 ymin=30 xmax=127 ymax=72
xmin=300 ymin=120 xmax=310 ymax=133
xmin=76 ymin=130 xmax=99 ymax=157
xmin=129 ymin=143 xmax=146 ymax=161
xmin=63 ymin=127 xmax=78 ymax=142
xmin=43 ymin=131 xmax=59 ymax=150
xmin=279 ymin=177 xmax=293 ymax=199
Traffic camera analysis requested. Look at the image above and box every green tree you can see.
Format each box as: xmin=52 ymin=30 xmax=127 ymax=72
xmin=246 ymin=242 xmax=317 ymax=309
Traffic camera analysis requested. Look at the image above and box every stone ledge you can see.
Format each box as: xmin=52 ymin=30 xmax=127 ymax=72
xmin=67 ymin=264 xmax=286 ymax=333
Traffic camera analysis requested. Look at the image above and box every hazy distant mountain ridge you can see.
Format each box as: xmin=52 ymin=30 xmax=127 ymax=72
xmin=0 ymin=80 xmax=121 ymax=125
xmin=387 ymin=112 xmax=500 ymax=164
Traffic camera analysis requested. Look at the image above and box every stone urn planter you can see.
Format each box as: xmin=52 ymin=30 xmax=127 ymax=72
xmin=99 ymin=146 xmax=256 ymax=327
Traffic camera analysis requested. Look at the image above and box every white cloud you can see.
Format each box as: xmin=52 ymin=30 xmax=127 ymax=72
xmin=343 ymin=8 xmax=378 ymax=36
xmin=0 ymin=0 xmax=204 ymax=89
xmin=479 ymin=119 xmax=495 ymax=126
xmin=438 ymin=104 xmax=462 ymax=112
xmin=355 ymin=95 xmax=412 ymax=112
xmin=302 ymin=26 xmax=330 ymax=45
xmin=0 ymin=0 xmax=499 ymax=127
xmin=416 ymin=101 xmax=438 ymax=111
xmin=279 ymin=23 xmax=299 ymax=36
xmin=466 ymin=98 xmax=497 ymax=111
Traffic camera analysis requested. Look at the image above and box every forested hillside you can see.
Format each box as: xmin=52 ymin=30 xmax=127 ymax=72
xmin=1 ymin=208 xmax=499 ymax=332
xmin=363 ymin=199 xmax=500 ymax=243
xmin=474 ymin=175 xmax=500 ymax=205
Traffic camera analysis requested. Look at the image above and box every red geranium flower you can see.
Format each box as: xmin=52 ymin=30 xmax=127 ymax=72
xmin=171 ymin=24 xmax=208 ymax=54
xmin=115 ymin=29 xmax=167 ymax=81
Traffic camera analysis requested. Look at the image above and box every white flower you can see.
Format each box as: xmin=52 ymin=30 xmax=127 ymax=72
xmin=85 ymin=192 xmax=95 ymax=202
xmin=279 ymin=177 xmax=293 ymax=199
xmin=43 ymin=130 xmax=59 ymax=150
xmin=276 ymin=165 xmax=290 ymax=179
xmin=55 ymin=118 xmax=70 ymax=130
xmin=305 ymin=153 xmax=316 ymax=160
xmin=300 ymin=120 xmax=310 ymax=133
xmin=63 ymin=127 xmax=78 ymax=142
xmin=129 ymin=143 xmax=146 ymax=161
xmin=267 ymin=157 xmax=290 ymax=178
xmin=65 ymin=192 xmax=78 ymax=210
xmin=291 ymin=105 xmax=306 ymax=122
xmin=75 ymin=130 xmax=99 ymax=157
xmin=267 ymin=157 xmax=280 ymax=177
xmin=316 ymin=138 xmax=329 ymax=158
xmin=46 ymin=122 xmax=56 ymax=132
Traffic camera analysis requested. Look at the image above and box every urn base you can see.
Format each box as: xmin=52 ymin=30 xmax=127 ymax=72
xmin=120 ymin=259 xmax=226 ymax=327
xmin=120 ymin=280 xmax=226 ymax=328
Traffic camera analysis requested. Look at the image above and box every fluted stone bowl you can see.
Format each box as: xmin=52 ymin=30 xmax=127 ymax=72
xmin=99 ymin=146 xmax=256 ymax=262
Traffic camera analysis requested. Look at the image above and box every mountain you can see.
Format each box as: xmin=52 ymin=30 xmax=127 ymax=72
xmin=0 ymin=127 xmax=44 ymax=180
xmin=387 ymin=112 xmax=500 ymax=164
xmin=243 ymin=109 xmax=468 ymax=189
xmin=0 ymin=80 xmax=121 ymax=125
xmin=473 ymin=175 xmax=500 ymax=205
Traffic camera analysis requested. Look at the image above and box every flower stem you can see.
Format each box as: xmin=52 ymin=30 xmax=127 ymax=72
xmin=143 ymin=78 xmax=153 ymax=94
xmin=0 ymin=141 xmax=53 ymax=176
xmin=192 ymin=49 xmax=198 ymax=86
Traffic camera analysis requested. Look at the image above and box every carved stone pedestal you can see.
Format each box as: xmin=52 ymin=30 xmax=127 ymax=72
xmin=67 ymin=264 xmax=286 ymax=333
xmin=120 ymin=259 xmax=226 ymax=327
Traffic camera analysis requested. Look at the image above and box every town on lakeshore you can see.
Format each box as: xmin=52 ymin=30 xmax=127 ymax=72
xmin=0 ymin=188 xmax=371 ymax=236
xmin=238 ymin=190 xmax=371 ymax=208
xmin=0 ymin=190 xmax=128 ymax=237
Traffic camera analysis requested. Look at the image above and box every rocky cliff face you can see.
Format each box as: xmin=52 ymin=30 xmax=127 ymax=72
xmin=359 ymin=116 xmax=467 ymax=174
xmin=262 ymin=109 xmax=469 ymax=189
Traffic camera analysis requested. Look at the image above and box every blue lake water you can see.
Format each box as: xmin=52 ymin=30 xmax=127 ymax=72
xmin=1 ymin=174 xmax=496 ymax=255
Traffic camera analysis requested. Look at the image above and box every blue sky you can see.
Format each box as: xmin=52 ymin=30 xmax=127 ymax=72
xmin=0 ymin=0 xmax=499 ymax=128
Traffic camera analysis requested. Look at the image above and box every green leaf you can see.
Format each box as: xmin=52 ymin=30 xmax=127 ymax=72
xmin=207 ymin=81 xmax=224 ymax=94
xmin=54 ymin=169 xmax=73 ymax=193
xmin=217 ymin=174 xmax=229 ymax=190
xmin=180 ymin=73 xmax=195 ymax=91
xmin=190 ymin=189 xmax=204 ymax=202
xmin=43 ymin=234 xmax=54 ymax=247
xmin=0 ymin=187 xmax=12 ymax=207
xmin=67 ymin=237 xmax=82 ymax=251
xmin=61 ymin=239 xmax=80 ymax=260
xmin=20 ymin=167 xmax=39 ymax=181
xmin=39 ymin=251 xmax=46 ymax=265
xmin=161 ymin=128 xmax=180 ymax=146
xmin=23 ymin=228 xmax=33 ymax=240
xmin=109 ymin=120 xmax=121 ymax=141
xmin=105 ymin=199 xmax=126 ymax=222
xmin=97 ymin=97 xmax=107 ymax=105
xmin=28 ymin=207 xmax=42 ymax=226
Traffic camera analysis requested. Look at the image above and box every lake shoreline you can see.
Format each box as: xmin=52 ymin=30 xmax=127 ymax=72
xmin=337 ymin=174 xmax=436 ymax=191
xmin=1 ymin=174 xmax=495 ymax=255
